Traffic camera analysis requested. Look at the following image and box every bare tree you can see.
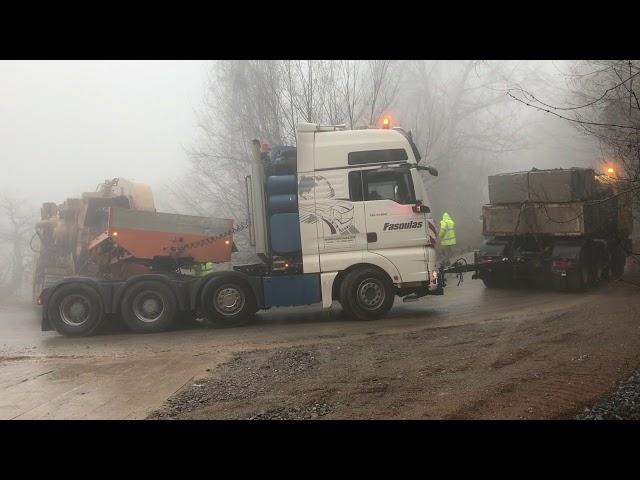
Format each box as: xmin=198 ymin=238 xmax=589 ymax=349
xmin=367 ymin=60 xmax=400 ymax=125
xmin=396 ymin=60 xmax=535 ymax=248
xmin=0 ymin=195 xmax=36 ymax=299
xmin=508 ymin=60 xmax=640 ymax=213
xmin=170 ymin=60 xmax=403 ymax=254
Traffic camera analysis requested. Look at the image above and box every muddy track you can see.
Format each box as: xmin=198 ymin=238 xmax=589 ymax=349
xmin=149 ymin=280 xmax=640 ymax=420
xmin=4 ymin=274 xmax=640 ymax=419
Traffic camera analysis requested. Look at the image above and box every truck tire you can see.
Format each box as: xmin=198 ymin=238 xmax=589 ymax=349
xmin=47 ymin=283 xmax=105 ymax=337
xmin=200 ymin=277 xmax=256 ymax=326
xmin=566 ymin=258 xmax=590 ymax=293
xmin=552 ymin=272 xmax=568 ymax=292
xmin=339 ymin=267 xmax=394 ymax=321
xmin=611 ymin=246 xmax=626 ymax=279
xmin=481 ymin=272 xmax=508 ymax=289
xmin=121 ymin=280 xmax=177 ymax=333
xmin=592 ymin=248 xmax=605 ymax=285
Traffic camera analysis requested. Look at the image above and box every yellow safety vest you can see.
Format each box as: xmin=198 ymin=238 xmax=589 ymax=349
xmin=439 ymin=213 xmax=457 ymax=246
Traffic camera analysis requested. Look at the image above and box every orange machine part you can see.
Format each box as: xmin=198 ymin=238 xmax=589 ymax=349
xmin=111 ymin=227 xmax=233 ymax=263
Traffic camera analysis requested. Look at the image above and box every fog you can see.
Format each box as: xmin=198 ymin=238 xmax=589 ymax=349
xmin=0 ymin=60 xmax=597 ymax=209
xmin=0 ymin=60 xmax=208 ymax=208
xmin=0 ymin=60 xmax=603 ymax=298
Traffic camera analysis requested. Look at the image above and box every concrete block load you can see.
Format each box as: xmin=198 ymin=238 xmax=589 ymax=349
xmin=488 ymin=168 xmax=596 ymax=204
xmin=463 ymin=166 xmax=633 ymax=293
xmin=483 ymin=168 xmax=629 ymax=237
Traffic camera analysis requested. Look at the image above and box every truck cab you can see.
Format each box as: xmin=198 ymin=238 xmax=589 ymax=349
xmin=244 ymin=122 xmax=443 ymax=320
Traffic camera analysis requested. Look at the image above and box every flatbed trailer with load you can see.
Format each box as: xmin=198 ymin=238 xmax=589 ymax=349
xmin=444 ymin=168 xmax=632 ymax=292
xmin=39 ymin=121 xmax=445 ymax=336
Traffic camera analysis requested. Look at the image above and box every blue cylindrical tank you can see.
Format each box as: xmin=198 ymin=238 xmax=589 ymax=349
xmin=268 ymin=194 xmax=298 ymax=214
xmin=266 ymin=175 xmax=297 ymax=195
xmin=270 ymin=213 xmax=302 ymax=253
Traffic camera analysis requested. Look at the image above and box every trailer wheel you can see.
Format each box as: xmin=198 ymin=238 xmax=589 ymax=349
xmin=339 ymin=267 xmax=394 ymax=321
xmin=593 ymin=248 xmax=605 ymax=285
xmin=552 ymin=273 xmax=568 ymax=292
xmin=481 ymin=272 xmax=508 ymax=289
xmin=567 ymin=258 xmax=590 ymax=293
xmin=47 ymin=283 xmax=105 ymax=337
xmin=121 ymin=281 xmax=177 ymax=333
xmin=611 ymin=246 xmax=626 ymax=279
xmin=200 ymin=277 xmax=256 ymax=326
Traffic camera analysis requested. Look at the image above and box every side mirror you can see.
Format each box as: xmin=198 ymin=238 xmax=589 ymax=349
xmin=415 ymin=165 xmax=438 ymax=176
xmin=412 ymin=200 xmax=430 ymax=213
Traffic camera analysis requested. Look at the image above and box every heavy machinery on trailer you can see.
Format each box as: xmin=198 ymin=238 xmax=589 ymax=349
xmin=32 ymin=178 xmax=157 ymax=301
xmin=39 ymin=121 xmax=445 ymax=336
xmin=450 ymin=167 xmax=632 ymax=291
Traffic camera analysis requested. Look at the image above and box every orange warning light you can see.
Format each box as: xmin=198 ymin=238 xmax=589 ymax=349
xmin=382 ymin=117 xmax=391 ymax=129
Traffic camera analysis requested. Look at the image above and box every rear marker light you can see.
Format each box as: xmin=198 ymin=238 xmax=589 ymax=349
xmin=552 ymin=259 xmax=576 ymax=270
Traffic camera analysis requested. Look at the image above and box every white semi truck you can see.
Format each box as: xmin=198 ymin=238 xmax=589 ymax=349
xmin=40 ymin=122 xmax=444 ymax=336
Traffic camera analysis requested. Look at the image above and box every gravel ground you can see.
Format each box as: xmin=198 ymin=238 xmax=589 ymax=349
xmin=146 ymin=348 xmax=337 ymax=420
xmin=139 ymin=272 xmax=640 ymax=420
xmin=577 ymin=370 xmax=640 ymax=420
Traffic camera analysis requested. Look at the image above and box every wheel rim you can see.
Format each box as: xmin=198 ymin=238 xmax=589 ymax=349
xmin=59 ymin=294 xmax=91 ymax=327
xmin=132 ymin=290 xmax=165 ymax=323
xmin=214 ymin=285 xmax=245 ymax=317
xmin=356 ymin=278 xmax=385 ymax=310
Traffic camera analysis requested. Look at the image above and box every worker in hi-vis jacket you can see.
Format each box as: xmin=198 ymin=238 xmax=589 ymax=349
xmin=439 ymin=212 xmax=457 ymax=265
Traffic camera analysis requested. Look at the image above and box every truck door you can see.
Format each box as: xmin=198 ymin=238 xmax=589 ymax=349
xmin=359 ymin=165 xmax=431 ymax=283
xmin=300 ymin=168 xmax=368 ymax=272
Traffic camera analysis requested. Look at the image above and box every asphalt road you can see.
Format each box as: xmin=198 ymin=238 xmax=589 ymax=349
xmin=2 ymin=270 xmax=640 ymax=419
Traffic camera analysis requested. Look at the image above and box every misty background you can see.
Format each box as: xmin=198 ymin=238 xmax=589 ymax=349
xmin=0 ymin=60 xmax=605 ymax=299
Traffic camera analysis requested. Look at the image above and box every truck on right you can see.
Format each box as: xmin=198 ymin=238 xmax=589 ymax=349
xmin=473 ymin=167 xmax=633 ymax=292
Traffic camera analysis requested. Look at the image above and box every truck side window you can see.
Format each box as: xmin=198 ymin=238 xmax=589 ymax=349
xmin=364 ymin=169 xmax=415 ymax=204
xmin=348 ymin=171 xmax=364 ymax=201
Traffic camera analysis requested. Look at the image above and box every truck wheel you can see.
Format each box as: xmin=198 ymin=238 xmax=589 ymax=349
xmin=47 ymin=283 xmax=105 ymax=337
xmin=592 ymin=250 xmax=605 ymax=285
xmin=567 ymin=258 xmax=590 ymax=292
xmin=200 ymin=277 xmax=256 ymax=326
xmin=482 ymin=272 xmax=507 ymax=289
xmin=339 ymin=267 xmax=394 ymax=321
xmin=611 ymin=247 xmax=626 ymax=279
xmin=552 ymin=273 xmax=568 ymax=292
xmin=121 ymin=281 xmax=177 ymax=333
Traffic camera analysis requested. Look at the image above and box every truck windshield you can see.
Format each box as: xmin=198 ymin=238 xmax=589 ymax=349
xmin=365 ymin=169 xmax=415 ymax=204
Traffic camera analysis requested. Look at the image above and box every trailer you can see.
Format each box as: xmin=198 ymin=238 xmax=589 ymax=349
xmin=32 ymin=178 xmax=157 ymax=302
xmin=39 ymin=121 xmax=445 ymax=336
xmin=446 ymin=168 xmax=632 ymax=292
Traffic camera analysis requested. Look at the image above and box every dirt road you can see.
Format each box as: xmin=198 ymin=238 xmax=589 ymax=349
xmin=2 ymin=273 xmax=640 ymax=419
